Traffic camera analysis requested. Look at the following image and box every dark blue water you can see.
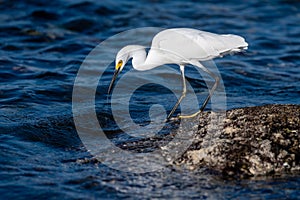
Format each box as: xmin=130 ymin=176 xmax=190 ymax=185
xmin=1 ymin=0 xmax=300 ymax=199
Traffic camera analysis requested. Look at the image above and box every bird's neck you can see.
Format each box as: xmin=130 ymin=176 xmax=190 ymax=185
xmin=130 ymin=47 xmax=159 ymax=71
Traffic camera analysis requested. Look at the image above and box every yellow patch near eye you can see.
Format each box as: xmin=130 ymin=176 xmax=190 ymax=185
xmin=115 ymin=60 xmax=123 ymax=70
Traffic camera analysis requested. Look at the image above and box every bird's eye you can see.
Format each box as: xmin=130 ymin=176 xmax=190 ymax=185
xmin=116 ymin=60 xmax=123 ymax=70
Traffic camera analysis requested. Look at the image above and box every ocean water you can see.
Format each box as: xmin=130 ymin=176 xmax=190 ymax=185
xmin=1 ymin=0 xmax=300 ymax=199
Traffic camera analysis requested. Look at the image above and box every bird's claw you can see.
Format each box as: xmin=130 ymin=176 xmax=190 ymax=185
xmin=177 ymin=111 xmax=201 ymax=119
xmin=165 ymin=116 xmax=179 ymax=122
xmin=166 ymin=111 xmax=201 ymax=122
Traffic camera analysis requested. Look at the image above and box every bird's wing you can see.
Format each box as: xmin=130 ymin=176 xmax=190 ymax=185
xmin=151 ymin=28 xmax=248 ymax=62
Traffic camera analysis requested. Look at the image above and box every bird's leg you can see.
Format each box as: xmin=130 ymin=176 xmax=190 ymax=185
xmin=167 ymin=65 xmax=186 ymax=120
xmin=179 ymin=66 xmax=220 ymax=119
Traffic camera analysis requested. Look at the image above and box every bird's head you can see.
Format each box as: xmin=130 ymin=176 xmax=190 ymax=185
xmin=108 ymin=45 xmax=146 ymax=94
xmin=107 ymin=47 xmax=130 ymax=94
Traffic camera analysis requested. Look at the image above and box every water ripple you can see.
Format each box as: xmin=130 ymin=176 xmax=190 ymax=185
xmin=0 ymin=0 xmax=300 ymax=199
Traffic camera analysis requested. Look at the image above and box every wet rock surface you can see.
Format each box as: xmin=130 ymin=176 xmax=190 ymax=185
xmin=177 ymin=104 xmax=300 ymax=178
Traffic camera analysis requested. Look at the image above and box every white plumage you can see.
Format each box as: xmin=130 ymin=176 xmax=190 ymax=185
xmin=109 ymin=28 xmax=248 ymax=120
xmin=148 ymin=28 xmax=247 ymax=64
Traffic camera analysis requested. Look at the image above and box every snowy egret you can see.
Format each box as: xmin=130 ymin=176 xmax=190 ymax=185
xmin=108 ymin=28 xmax=248 ymax=120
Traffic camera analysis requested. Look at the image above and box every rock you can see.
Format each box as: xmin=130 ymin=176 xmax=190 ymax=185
xmin=177 ymin=104 xmax=300 ymax=178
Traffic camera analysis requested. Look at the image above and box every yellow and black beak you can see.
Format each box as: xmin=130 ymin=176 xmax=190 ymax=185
xmin=108 ymin=60 xmax=123 ymax=94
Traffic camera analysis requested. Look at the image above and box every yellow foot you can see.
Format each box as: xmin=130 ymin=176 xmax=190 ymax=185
xmin=178 ymin=111 xmax=201 ymax=119
xmin=166 ymin=116 xmax=179 ymax=122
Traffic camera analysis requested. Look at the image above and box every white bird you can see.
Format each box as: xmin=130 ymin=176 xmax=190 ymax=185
xmin=108 ymin=28 xmax=248 ymax=120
